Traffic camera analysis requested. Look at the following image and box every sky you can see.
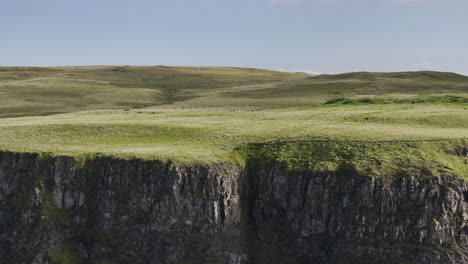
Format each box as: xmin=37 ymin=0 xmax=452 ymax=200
xmin=1 ymin=0 xmax=468 ymax=74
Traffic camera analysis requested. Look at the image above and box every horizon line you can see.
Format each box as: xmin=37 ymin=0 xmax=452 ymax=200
xmin=0 ymin=64 xmax=466 ymax=77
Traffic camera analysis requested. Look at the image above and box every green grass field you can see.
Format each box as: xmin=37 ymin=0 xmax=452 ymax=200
xmin=0 ymin=66 xmax=467 ymax=177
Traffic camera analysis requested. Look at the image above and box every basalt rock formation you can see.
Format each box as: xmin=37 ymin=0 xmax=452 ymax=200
xmin=0 ymin=151 xmax=467 ymax=264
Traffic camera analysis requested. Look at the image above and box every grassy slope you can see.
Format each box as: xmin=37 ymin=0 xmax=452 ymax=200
xmin=0 ymin=66 xmax=467 ymax=178
xmin=0 ymin=66 xmax=308 ymax=117
xmin=2 ymin=66 xmax=467 ymax=115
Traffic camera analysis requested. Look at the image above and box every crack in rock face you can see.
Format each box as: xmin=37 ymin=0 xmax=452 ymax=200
xmin=1 ymin=152 xmax=468 ymax=263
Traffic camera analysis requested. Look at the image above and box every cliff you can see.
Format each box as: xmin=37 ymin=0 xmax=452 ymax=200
xmin=0 ymin=151 xmax=467 ymax=264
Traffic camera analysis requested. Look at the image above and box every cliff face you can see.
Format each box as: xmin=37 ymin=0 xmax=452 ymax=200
xmin=246 ymin=162 xmax=468 ymax=263
xmin=0 ymin=151 xmax=467 ymax=264
xmin=0 ymin=152 xmax=245 ymax=264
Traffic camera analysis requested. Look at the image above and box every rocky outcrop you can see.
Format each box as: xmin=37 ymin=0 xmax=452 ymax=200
xmin=0 ymin=151 xmax=467 ymax=263
xmin=246 ymin=161 xmax=468 ymax=263
xmin=0 ymin=152 xmax=245 ymax=264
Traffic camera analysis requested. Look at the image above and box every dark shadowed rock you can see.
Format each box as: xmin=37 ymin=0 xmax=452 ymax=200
xmin=0 ymin=152 xmax=467 ymax=263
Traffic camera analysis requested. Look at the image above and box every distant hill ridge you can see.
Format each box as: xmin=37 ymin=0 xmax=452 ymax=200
xmin=315 ymin=71 xmax=468 ymax=81
xmin=0 ymin=66 xmax=467 ymax=118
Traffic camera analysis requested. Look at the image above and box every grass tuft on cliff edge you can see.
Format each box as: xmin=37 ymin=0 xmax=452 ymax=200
xmin=0 ymin=66 xmax=467 ymax=178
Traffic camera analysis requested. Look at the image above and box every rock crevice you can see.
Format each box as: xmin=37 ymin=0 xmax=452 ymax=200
xmin=0 ymin=152 xmax=467 ymax=263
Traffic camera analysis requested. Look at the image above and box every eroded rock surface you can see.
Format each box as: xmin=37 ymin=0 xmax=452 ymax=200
xmin=247 ymin=161 xmax=468 ymax=263
xmin=0 ymin=152 xmax=467 ymax=263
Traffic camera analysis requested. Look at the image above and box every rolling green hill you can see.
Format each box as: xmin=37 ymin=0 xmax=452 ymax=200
xmin=0 ymin=66 xmax=467 ymax=177
xmin=1 ymin=66 xmax=467 ymax=117
xmin=0 ymin=66 xmax=308 ymax=117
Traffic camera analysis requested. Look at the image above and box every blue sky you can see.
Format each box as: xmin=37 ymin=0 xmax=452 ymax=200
xmin=2 ymin=0 xmax=468 ymax=74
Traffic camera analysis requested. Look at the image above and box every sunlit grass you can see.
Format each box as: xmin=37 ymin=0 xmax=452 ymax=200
xmin=0 ymin=66 xmax=467 ymax=177
xmin=0 ymin=104 xmax=466 ymax=162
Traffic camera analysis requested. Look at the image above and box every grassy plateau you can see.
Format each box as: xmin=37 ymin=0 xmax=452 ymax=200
xmin=0 ymin=66 xmax=467 ymax=178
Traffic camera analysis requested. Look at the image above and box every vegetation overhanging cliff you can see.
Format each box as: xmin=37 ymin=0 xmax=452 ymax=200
xmin=0 ymin=66 xmax=467 ymax=177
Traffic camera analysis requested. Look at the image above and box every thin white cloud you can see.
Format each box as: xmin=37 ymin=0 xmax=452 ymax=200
xmin=419 ymin=61 xmax=435 ymax=70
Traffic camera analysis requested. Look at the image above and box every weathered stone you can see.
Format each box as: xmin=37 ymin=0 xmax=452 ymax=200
xmin=0 ymin=152 xmax=467 ymax=263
